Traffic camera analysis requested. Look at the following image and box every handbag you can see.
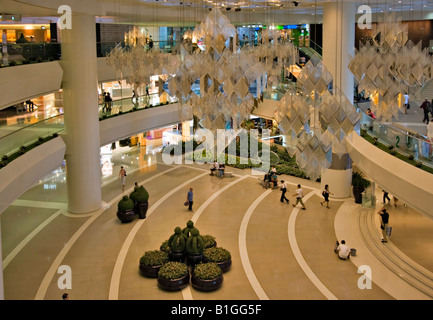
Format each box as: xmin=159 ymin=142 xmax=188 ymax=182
xmin=184 ymin=201 xmax=189 ymax=206
xmin=407 ymin=103 xmax=410 ymax=109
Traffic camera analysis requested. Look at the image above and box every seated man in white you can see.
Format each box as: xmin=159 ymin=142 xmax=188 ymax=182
xmin=336 ymin=240 xmax=351 ymax=260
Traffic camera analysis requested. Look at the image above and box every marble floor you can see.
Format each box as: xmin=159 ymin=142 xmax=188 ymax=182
xmin=2 ymin=144 xmax=433 ymax=301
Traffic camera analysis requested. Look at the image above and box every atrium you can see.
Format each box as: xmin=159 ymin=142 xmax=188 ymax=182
xmin=1 ymin=0 xmax=433 ymax=307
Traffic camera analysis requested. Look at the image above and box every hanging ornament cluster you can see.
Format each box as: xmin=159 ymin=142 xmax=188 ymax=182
xmin=106 ymin=8 xmax=298 ymax=131
xmin=106 ymin=26 xmax=181 ymax=92
xmin=276 ymin=54 xmax=360 ymax=181
xmin=348 ymin=13 xmax=433 ymax=121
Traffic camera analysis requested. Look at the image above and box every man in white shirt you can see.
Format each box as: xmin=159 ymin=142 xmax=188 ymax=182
xmin=403 ymin=93 xmax=409 ymax=115
xmin=292 ymin=184 xmax=306 ymax=210
xmin=337 ymin=240 xmax=351 ymax=260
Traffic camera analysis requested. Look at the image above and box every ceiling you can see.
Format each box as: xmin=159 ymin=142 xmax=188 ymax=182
xmin=2 ymin=0 xmax=433 ymax=26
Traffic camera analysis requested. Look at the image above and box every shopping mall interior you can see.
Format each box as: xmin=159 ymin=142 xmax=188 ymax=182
xmin=1 ymin=0 xmax=433 ymax=307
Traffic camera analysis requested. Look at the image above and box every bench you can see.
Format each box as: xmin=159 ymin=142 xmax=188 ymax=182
xmin=224 ymin=172 xmax=233 ymax=178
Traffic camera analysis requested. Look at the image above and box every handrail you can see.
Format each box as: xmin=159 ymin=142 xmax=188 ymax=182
xmin=0 ymin=113 xmax=64 ymax=141
xmin=356 ymin=103 xmax=433 ymax=168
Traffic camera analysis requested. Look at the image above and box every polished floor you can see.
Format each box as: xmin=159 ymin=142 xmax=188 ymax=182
xmin=2 ymin=141 xmax=433 ymax=300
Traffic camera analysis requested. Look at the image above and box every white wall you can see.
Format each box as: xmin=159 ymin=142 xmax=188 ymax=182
xmin=0 ymin=136 xmax=66 ymax=215
xmin=0 ymin=61 xmax=63 ymax=110
xmin=99 ymin=102 xmax=184 ymax=146
xmin=346 ymin=132 xmax=433 ymax=219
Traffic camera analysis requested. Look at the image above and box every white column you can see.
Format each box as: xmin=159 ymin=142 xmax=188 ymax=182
xmin=61 ymin=14 xmax=102 ymax=213
xmin=321 ymin=1 xmax=356 ymax=198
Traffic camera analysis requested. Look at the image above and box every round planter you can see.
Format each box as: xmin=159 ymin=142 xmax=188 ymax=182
xmin=116 ymin=208 xmax=136 ymax=223
xmin=135 ymin=201 xmax=149 ymax=219
xmin=157 ymin=274 xmax=190 ymax=291
xmin=169 ymin=251 xmax=186 ymax=262
xmin=187 ymin=253 xmax=203 ymax=266
xmin=191 ymin=273 xmax=223 ymax=292
xmin=215 ymin=259 xmax=232 ymax=273
xmin=139 ymin=262 xmax=162 ymax=278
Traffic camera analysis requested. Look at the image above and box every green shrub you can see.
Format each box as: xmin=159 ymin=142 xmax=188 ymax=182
xmin=202 ymin=235 xmax=216 ymax=249
xmin=134 ymin=185 xmax=149 ymax=203
xmin=168 ymin=227 xmax=187 ymax=253
xmin=117 ymin=195 xmax=135 ymax=211
xmin=160 ymin=240 xmax=171 ymax=253
xmin=193 ymin=262 xmax=222 ymax=280
xmin=203 ymin=247 xmax=231 ymax=263
xmin=158 ymin=261 xmax=189 ymax=280
xmin=140 ymin=250 xmax=169 ymax=266
xmin=186 ymin=228 xmax=205 ymax=255
xmin=182 ymin=220 xmax=195 ymax=237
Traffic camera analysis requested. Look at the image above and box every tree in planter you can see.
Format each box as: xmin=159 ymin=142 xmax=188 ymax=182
xmin=182 ymin=220 xmax=195 ymax=237
xmin=352 ymin=172 xmax=371 ymax=204
xmin=203 ymin=247 xmax=232 ymax=273
xmin=191 ymin=262 xmax=223 ymax=292
xmin=185 ymin=228 xmax=205 ymax=266
xmin=168 ymin=227 xmax=187 ymax=262
xmin=157 ymin=261 xmax=190 ymax=291
xmin=116 ymin=195 xmax=136 ymax=223
xmin=139 ymin=250 xmax=169 ymax=278
xmin=131 ymin=185 xmax=149 ymax=219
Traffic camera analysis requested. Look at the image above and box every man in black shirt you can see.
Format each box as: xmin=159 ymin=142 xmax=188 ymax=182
xmin=420 ymin=99 xmax=431 ymax=124
xmin=378 ymin=207 xmax=390 ymax=243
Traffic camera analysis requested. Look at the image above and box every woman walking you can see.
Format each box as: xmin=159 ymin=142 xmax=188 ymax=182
xmin=320 ymin=184 xmax=333 ymax=208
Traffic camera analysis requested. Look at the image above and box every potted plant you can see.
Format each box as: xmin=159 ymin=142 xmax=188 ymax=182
xmin=352 ymin=172 xmax=370 ymax=204
xmin=130 ymin=185 xmax=149 ymax=219
xmin=191 ymin=262 xmax=223 ymax=292
xmin=157 ymin=261 xmax=190 ymax=291
xmin=203 ymin=235 xmax=217 ymax=249
xmin=116 ymin=195 xmax=136 ymax=223
xmin=139 ymin=250 xmax=169 ymax=278
xmin=182 ymin=220 xmax=195 ymax=237
xmin=185 ymin=228 xmax=205 ymax=266
xmin=168 ymin=227 xmax=187 ymax=262
xmin=160 ymin=240 xmax=171 ymax=254
xmin=203 ymin=247 xmax=232 ymax=273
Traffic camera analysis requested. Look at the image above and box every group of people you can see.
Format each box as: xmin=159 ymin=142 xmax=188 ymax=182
xmin=209 ymin=161 xmax=225 ymax=178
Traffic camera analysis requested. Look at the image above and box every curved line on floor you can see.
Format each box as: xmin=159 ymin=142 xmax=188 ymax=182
xmin=180 ymin=175 xmax=251 ymax=300
xmin=34 ymin=165 xmax=180 ymax=300
xmin=3 ymin=209 xmax=63 ymax=269
xmin=238 ymin=189 xmax=273 ymax=300
xmin=108 ymin=170 xmax=209 ymax=300
xmin=287 ymin=190 xmax=339 ymax=300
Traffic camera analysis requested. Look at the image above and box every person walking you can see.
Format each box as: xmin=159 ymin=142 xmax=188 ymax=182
xmin=320 ymin=184 xmax=333 ymax=208
xmin=279 ymin=180 xmax=289 ymax=204
xmin=403 ymin=92 xmax=409 ymax=114
xmin=420 ymin=99 xmax=430 ymax=124
xmin=292 ymin=184 xmax=306 ymax=210
xmin=382 ymin=190 xmax=391 ymax=204
xmin=378 ymin=207 xmax=390 ymax=243
xmin=118 ymin=166 xmax=127 ymax=192
xmin=186 ymin=187 xmax=194 ymax=211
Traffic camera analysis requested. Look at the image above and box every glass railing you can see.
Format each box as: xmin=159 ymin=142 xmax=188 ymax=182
xmin=0 ymin=43 xmax=61 ymax=67
xmin=358 ymin=105 xmax=433 ymax=168
xmin=0 ymin=114 xmax=64 ymax=165
xmin=98 ymin=92 xmax=179 ymax=119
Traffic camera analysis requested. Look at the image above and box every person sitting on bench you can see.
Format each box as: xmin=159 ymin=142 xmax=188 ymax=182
xmin=210 ymin=161 xmax=218 ymax=176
